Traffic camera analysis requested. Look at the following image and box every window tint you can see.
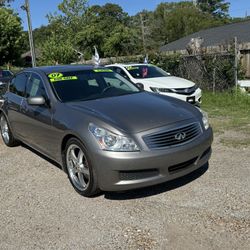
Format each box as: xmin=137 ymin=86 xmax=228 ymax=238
xmin=9 ymin=73 xmax=27 ymax=97
xmin=48 ymin=70 xmax=139 ymax=102
xmin=113 ymin=67 xmax=128 ymax=79
xmin=26 ymin=73 xmax=47 ymax=98
xmin=125 ymin=65 xmax=170 ymax=79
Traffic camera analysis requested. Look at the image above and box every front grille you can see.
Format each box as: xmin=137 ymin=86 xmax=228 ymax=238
xmin=119 ymin=169 xmax=159 ymax=181
xmin=143 ymin=123 xmax=202 ymax=149
xmin=174 ymin=86 xmax=197 ymax=95
xmin=168 ymin=157 xmax=198 ymax=173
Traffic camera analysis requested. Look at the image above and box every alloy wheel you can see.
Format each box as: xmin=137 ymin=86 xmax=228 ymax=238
xmin=66 ymin=144 xmax=90 ymax=191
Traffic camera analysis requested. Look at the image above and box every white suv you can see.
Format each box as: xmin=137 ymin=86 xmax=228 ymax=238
xmin=106 ymin=63 xmax=202 ymax=105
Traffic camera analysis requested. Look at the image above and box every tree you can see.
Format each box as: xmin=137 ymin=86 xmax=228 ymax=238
xmin=40 ymin=35 xmax=77 ymax=65
xmin=197 ymin=0 xmax=230 ymax=18
xmin=0 ymin=8 xmax=24 ymax=66
xmin=150 ymin=1 xmax=229 ymax=46
xmin=103 ymin=24 xmax=140 ymax=57
xmin=0 ymin=0 xmax=13 ymax=7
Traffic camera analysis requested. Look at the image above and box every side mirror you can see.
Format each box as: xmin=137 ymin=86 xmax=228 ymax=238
xmin=27 ymin=96 xmax=46 ymax=106
xmin=136 ymin=83 xmax=144 ymax=90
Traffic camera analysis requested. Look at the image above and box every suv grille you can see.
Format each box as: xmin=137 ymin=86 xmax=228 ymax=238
xmin=143 ymin=123 xmax=202 ymax=149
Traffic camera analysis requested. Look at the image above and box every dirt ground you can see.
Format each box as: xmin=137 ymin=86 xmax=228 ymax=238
xmin=0 ymin=129 xmax=249 ymax=250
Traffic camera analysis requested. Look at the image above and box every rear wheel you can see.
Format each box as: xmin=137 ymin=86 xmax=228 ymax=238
xmin=0 ymin=114 xmax=19 ymax=147
xmin=63 ymin=138 xmax=99 ymax=197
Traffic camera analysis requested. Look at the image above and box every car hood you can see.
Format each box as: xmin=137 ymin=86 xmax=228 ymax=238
xmin=66 ymin=92 xmax=200 ymax=133
xmin=136 ymin=76 xmax=195 ymax=89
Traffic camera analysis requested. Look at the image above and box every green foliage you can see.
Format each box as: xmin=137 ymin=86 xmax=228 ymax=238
xmin=0 ymin=8 xmax=24 ymax=66
xmin=202 ymin=91 xmax=250 ymax=133
xmin=34 ymin=0 xmax=233 ymax=65
xmin=39 ymin=35 xmax=77 ymax=65
xmin=197 ymin=0 xmax=230 ymax=18
xmin=150 ymin=1 xmax=228 ymax=45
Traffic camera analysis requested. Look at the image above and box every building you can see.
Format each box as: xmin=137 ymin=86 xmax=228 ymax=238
xmin=160 ymin=20 xmax=250 ymax=77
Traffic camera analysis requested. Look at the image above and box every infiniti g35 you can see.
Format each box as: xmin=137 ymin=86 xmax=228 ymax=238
xmin=0 ymin=65 xmax=213 ymax=197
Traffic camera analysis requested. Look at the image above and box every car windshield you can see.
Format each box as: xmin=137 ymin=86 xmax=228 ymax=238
xmin=0 ymin=70 xmax=13 ymax=78
xmin=125 ymin=65 xmax=170 ymax=79
xmin=47 ymin=69 xmax=140 ymax=102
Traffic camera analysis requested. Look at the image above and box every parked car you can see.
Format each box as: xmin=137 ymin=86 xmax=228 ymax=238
xmin=106 ymin=63 xmax=202 ymax=105
xmin=238 ymin=80 xmax=250 ymax=95
xmin=0 ymin=69 xmax=13 ymax=85
xmin=0 ymin=65 xmax=213 ymax=197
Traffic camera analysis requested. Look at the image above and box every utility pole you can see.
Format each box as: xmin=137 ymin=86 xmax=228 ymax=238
xmin=234 ymin=37 xmax=238 ymax=95
xmin=140 ymin=13 xmax=146 ymax=54
xmin=21 ymin=0 xmax=36 ymax=67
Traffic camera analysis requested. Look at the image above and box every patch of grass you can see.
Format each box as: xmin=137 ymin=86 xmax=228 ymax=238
xmin=201 ymin=91 xmax=250 ymax=133
xmin=220 ymin=138 xmax=250 ymax=148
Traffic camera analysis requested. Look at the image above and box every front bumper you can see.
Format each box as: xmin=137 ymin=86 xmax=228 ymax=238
xmin=160 ymin=88 xmax=202 ymax=105
xmin=91 ymin=127 xmax=213 ymax=191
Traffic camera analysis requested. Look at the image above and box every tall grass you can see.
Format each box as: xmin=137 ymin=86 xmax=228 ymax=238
xmin=201 ymin=91 xmax=250 ymax=132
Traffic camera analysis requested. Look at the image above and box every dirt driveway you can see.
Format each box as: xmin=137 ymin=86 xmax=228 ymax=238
xmin=0 ymin=130 xmax=249 ymax=250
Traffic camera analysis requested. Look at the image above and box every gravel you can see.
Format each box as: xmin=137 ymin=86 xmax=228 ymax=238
xmin=0 ymin=132 xmax=249 ymax=250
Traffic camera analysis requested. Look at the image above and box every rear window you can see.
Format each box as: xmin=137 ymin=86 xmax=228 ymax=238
xmin=47 ymin=69 xmax=140 ymax=102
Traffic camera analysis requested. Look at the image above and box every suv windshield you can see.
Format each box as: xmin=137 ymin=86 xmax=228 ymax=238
xmin=47 ymin=69 xmax=140 ymax=102
xmin=125 ymin=65 xmax=170 ymax=79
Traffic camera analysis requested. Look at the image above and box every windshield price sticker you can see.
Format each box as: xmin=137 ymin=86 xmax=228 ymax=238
xmin=48 ymin=72 xmax=64 ymax=79
xmin=50 ymin=76 xmax=78 ymax=82
xmin=93 ymin=69 xmax=113 ymax=73
xmin=126 ymin=66 xmax=139 ymax=71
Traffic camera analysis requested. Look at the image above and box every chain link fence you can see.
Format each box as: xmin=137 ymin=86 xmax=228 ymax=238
xmin=173 ymin=53 xmax=236 ymax=91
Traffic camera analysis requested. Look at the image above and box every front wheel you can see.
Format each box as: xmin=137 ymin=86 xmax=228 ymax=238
xmin=63 ymin=138 xmax=99 ymax=197
xmin=0 ymin=114 xmax=20 ymax=147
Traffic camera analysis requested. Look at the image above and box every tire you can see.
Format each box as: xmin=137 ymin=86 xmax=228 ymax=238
xmin=63 ymin=138 xmax=99 ymax=197
xmin=0 ymin=113 xmax=20 ymax=147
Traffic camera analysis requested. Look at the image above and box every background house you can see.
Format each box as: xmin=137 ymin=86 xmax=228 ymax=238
xmin=160 ymin=20 xmax=250 ymax=77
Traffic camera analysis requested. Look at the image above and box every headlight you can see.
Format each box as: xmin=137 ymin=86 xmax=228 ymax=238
xmin=198 ymin=109 xmax=209 ymax=130
xmin=89 ymin=123 xmax=139 ymax=152
xmin=150 ymin=87 xmax=173 ymax=93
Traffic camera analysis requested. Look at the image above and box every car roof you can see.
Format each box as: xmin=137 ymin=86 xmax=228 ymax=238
xmin=23 ymin=65 xmax=105 ymax=75
xmin=107 ymin=63 xmax=151 ymax=68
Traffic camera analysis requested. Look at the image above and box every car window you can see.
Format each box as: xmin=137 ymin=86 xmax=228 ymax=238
xmin=47 ymin=69 xmax=140 ymax=102
xmin=1 ymin=70 xmax=13 ymax=77
xmin=9 ymin=73 xmax=28 ymax=97
xmin=125 ymin=65 xmax=170 ymax=79
xmin=26 ymin=73 xmax=47 ymax=98
xmin=104 ymin=76 xmax=132 ymax=92
xmin=113 ymin=67 xmax=129 ymax=79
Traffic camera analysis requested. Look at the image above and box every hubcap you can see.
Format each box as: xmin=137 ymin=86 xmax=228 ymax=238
xmin=66 ymin=144 xmax=90 ymax=191
xmin=0 ymin=116 xmax=10 ymax=144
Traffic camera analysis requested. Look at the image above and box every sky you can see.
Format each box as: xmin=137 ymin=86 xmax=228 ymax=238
xmin=10 ymin=0 xmax=250 ymax=30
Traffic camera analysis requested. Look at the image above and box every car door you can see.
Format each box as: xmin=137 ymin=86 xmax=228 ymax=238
xmin=7 ymin=72 xmax=29 ymax=139
xmin=20 ymin=72 xmax=56 ymax=158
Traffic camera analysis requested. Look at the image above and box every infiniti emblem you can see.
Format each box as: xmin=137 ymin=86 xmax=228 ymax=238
xmin=175 ymin=132 xmax=186 ymax=141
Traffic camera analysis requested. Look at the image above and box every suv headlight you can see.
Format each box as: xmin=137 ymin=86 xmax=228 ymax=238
xmin=89 ymin=123 xmax=139 ymax=152
xmin=198 ymin=109 xmax=209 ymax=130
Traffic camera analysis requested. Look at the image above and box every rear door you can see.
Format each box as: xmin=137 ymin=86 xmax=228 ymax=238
xmin=7 ymin=72 xmax=29 ymax=139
